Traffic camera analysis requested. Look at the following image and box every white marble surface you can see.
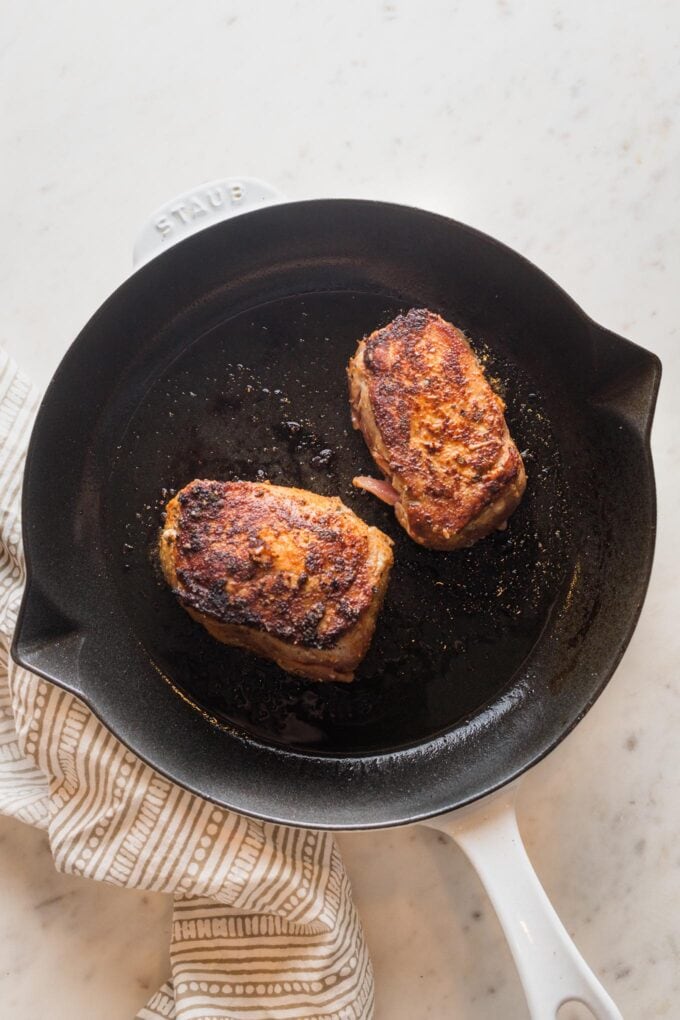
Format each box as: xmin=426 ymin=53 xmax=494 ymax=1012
xmin=1 ymin=1 xmax=679 ymax=1017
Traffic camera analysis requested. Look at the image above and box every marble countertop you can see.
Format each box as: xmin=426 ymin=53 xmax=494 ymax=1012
xmin=2 ymin=2 xmax=679 ymax=1017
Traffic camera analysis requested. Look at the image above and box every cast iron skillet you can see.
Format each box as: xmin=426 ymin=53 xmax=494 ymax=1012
xmin=13 ymin=198 xmax=660 ymax=829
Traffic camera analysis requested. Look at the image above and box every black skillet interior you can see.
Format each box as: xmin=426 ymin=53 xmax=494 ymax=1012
xmin=110 ymin=292 xmax=568 ymax=754
xmin=14 ymin=200 xmax=660 ymax=827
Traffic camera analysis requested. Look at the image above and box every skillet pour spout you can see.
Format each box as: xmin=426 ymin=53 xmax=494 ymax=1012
xmin=589 ymin=321 xmax=661 ymax=435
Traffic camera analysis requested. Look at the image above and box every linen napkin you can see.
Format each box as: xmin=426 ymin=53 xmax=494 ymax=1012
xmin=0 ymin=351 xmax=374 ymax=1020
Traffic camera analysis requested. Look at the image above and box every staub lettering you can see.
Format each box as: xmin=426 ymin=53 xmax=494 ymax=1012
xmin=154 ymin=182 xmax=245 ymax=237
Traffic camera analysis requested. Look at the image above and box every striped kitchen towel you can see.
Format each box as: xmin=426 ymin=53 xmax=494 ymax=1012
xmin=0 ymin=351 xmax=374 ymax=1020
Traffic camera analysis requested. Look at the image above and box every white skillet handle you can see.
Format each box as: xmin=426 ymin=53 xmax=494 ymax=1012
xmin=423 ymin=786 xmax=622 ymax=1020
xmin=132 ymin=176 xmax=285 ymax=268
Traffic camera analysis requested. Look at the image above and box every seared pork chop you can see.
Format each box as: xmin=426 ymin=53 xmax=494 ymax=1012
xmin=159 ymin=480 xmax=393 ymax=682
xmin=348 ymin=309 xmax=526 ymax=550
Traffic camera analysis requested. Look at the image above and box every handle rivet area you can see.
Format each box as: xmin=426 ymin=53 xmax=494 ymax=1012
xmin=153 ymin=182 xmax=248 ymax=238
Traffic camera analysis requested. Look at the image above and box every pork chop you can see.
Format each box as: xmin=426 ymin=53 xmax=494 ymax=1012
xmin=159 ymin=479 xmax=394 ymax=682
xmin=347 ymin=308 xmax=526 ymax=549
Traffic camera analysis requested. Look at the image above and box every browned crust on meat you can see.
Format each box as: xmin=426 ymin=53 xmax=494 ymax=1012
xmin=348 ymin=308 xmax=526 ymax=550
xmin=159 ymin=480 xmax=393 ymax=681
